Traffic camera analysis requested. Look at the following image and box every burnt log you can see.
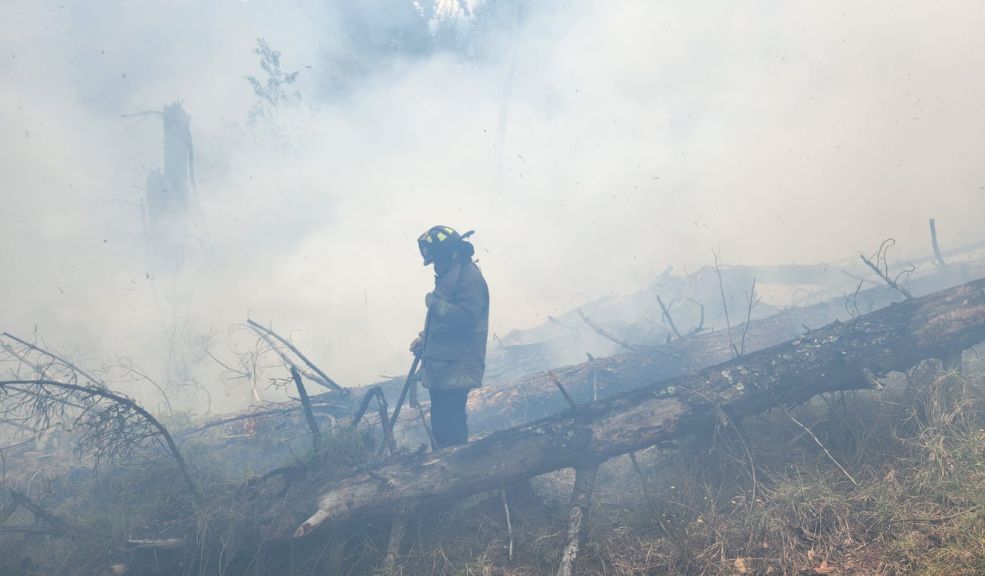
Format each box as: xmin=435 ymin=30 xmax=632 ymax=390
xmin=294 ymin=277 xmax=985 ymax=537
xmin=461 ymin=262 xmax=985 ymax=432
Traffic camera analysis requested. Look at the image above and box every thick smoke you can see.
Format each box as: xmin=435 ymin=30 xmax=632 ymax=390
xmin=2 ymin=0 xmax=985 ymax=409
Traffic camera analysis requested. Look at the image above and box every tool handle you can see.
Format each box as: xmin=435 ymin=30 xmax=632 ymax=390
xmin=389 ymin=354 xmax=421 ymax=429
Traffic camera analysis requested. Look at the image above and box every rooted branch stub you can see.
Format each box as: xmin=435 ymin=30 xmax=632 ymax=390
xmin=291 ymin=366 xmax=321 ymax=453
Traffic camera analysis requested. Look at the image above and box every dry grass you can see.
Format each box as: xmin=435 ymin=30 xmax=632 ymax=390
xmin=390 ymin=353 xmax=985 ymax=576
xmin=4 ymin=353 xmax=985 ymax=575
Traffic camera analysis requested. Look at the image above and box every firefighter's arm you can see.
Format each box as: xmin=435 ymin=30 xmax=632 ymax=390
xmin=425 ymin=280 xmax=484 ymax=326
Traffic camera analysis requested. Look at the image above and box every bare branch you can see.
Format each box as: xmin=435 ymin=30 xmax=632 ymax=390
xmin=685 ymin=298 xmax=706 ymax=336
xmin=0 ymin=379 xmax=197 ymax=502
xmin=843 ymin=279 xmax=864 ymax=319
xmin=247 ymin=319 xmax=345 ymax=393
xmin=656 ymin=296 xmax=683 ymax=339
xmin=860 ymin=239 xmax=913 ymax=300
xmin=739 ymin=278 xmax=760 ymax=356
xmin=350 ymin=387 xmax=383 ymax=428
xmin=1 ymin=332 xmax=107 ymax=389
xmin=785 ymin=410 xmax=859 ymax=486
xmin=712 ymin=250 xmax=739 ymax=358
xmin=577 ymin=308 xmax=638 ymax=352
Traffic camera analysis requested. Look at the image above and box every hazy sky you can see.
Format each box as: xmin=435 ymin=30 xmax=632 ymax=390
xmin=2 ymin=0 xmax=985 ymax=405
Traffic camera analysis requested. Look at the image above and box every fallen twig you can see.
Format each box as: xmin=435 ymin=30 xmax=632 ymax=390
xmin=785 ymin=410 xmax=859 ymax=486
xmin=501 ymin=489 xmax=514 ymax=562
xmin=556 ymin=464 xmax=599 ymax=576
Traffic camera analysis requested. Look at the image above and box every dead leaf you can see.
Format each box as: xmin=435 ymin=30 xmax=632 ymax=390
xmin=815 ymin=559 xmax=835 ymax=574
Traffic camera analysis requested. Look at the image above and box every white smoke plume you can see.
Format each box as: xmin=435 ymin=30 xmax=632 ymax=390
xmin=2 ymin=0 xmax=984 ymax=410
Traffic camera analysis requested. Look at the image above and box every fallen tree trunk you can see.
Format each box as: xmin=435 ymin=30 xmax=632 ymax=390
xmin=461 ymin=262 xmax=984 ymax=433
xmin=294 ymin=277 xmax=985 ymax=537
xmin=196 ymin=262 xmax=982 ymax=442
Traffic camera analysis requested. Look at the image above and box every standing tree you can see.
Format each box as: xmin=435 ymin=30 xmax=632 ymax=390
xmin=245 ymin=38 xmax=301 ymax=149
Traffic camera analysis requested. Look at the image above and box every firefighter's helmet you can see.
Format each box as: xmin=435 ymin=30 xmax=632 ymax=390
xmin=417 ymin=225 xmax=474 ymax=265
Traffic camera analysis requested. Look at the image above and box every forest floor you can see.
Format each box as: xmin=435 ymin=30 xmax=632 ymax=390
xmin=388 ymin=353 xmax=985 ymax=576
xmin=3 ymin=353 xmax=985 ymax=576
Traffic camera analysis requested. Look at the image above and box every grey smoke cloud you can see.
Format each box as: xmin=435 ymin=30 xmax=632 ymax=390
xmin=2 ymin=0 xmax=984 ymax=408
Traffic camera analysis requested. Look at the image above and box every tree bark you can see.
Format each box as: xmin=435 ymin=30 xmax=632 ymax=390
xmin=292 ymin=277 xmax=985 ymax=538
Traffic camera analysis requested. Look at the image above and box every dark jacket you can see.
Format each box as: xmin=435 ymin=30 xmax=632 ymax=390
xmin=421 ymin=259 xmax=489 ymax=390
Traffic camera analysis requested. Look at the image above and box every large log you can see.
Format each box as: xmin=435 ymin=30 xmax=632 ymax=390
xmin=461 ymin=263 xmax=983 ymax=433
xmin=294 ymin=277 xmax=985 ymax=537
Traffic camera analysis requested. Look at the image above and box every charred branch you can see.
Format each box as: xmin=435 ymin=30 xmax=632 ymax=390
xmin=290 ymin=366 xmax=321 ymax=453
xmin=930 ymin=218 xmax=947 ymax=268
xmin=656 ymin=296 xmax=683 ymax=339
xmin=1 ymin=489 xmax=71 ymax=536
xmin=348 ymin=386 xmax=396 ymax=456
xmin=388 ymin=356 xmax=422 ymax=430
xmin=549 ymin=372 xmax=579 ymax=410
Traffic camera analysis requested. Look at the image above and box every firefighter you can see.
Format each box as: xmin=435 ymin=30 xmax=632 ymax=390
xmin=409 ymin=226 xmax=489 ymax=447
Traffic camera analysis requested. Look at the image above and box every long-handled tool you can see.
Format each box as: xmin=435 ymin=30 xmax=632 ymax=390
xmin=389 ymin=354 xmax=421 ymax=430
xmin=390 ymin=309 xmax=432 ymax=429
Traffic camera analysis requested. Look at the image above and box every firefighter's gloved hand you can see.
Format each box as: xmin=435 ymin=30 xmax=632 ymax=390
xmin=425 ymin=292 xmax=440 ymax=308
xmin=409 ymin=334 xmax=423 ymax=355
